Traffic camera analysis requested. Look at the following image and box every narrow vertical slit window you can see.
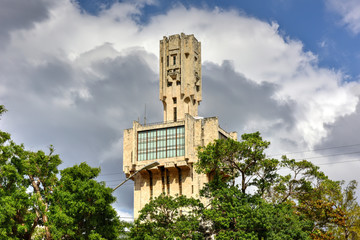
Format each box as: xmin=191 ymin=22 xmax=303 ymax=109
xmin=161 ymin=168 xmax=165 ymax=193
xmin=149 ymin=171 xmax=153 ymax=199
xmin=174 ymin=107 xmax=177 ymax=122
xmin=167 ymin=56 xmax=169 ymax=66
xmin=166 ymin=169 xmax=170 ymax=195
xmin=178 ymin=167 xmax=182 ymax=195
xmin=173 ymin=55 xmax=176 ymax=65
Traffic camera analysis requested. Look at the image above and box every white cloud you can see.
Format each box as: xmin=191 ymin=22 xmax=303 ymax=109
xmin=3 ymin=0 xmax=359 ymax=155
xmin=138 ymin=6 xmax=358 ymax=148
xmin=115 ymin=207 xmax=134 ymax=222
xmin=326 ymin=0 xmax=360 ymax=34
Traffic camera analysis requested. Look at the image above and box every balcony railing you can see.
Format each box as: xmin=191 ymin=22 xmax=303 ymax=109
xmin=139 ymin=119 xmax=185 ymax=127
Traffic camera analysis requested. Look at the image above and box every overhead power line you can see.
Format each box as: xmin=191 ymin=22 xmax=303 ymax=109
xmin=268 ymin=143 xmax=360 ymax=157
xmin=98 ymin=172 xmax=124 ymax=177
xmin=292 ymin=150 xmax=360 ymax=161
xmin=99 ymin=143 xmax=360 ymax=185
xmin=101 ymin=179 xmax=127 ymax=183
xmin=317 ymin=159 xmax=360 ymax=166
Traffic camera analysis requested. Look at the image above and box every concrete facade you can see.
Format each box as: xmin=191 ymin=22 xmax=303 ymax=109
xmin=123 ymin=33 xmax=237 ymax=219
xmin=159 ymin=33 xmax=202 ymax=122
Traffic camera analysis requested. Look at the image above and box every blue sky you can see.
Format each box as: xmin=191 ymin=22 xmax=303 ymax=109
xmin=1 ymin=0 xmax=360 ymax=219
xmin=76 ymin=0 xmax=360 ymax=81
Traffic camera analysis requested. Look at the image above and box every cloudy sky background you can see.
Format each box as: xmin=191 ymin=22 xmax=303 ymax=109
xmin=1 ymin=0 xmax=360 ymax=219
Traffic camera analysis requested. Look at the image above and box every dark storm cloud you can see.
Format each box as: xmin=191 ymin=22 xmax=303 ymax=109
xmin=30 ymin=58 xmax=74 ymax=95
xmin=1 ymin=47 xmax=161 ymax=212
xmin=83 ymin=51 xmax=162 ymax=123
xmin=200 ymin=61 xmax=296 ymax=137
xmin=0 ymin=0 xmax=53 ymax=47
xmin=315 ymin=99 xmax=360 ymax=157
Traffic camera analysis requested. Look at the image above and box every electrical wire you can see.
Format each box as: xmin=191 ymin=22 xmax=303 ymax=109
xmin=98 ymin=143 xmax=360 ymax=185
xmin=98 ymin=172 xmax=124 ymax=177
xmin=268 ymin=143 xmax=360 ymax=157
xmin=292 ymin=150 xmax=360 ymax=161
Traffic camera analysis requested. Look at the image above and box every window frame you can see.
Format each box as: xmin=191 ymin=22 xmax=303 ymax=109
xmin=137 ymin=126 xmax=185 ymax=161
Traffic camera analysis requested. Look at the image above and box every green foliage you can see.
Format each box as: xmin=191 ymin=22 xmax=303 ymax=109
xmin=130 ymin=194 xmax=205 ymax=239
xmin=195 ymin=133 xmax=360 ymax=239
xmin=129 ymin=132 xmax=360 ymax=239
xmin=0 ymin=107 xmax=123 ymax=239
xmin=271 ymin=156 xmax=327 ymax=203
xmin=49 ymin=162 xmax=122 ymax=239
xmin=131 ymin=133 xmax=317 ymax=239
xmin=318 ymin=180 xmax=360 ymax=239
xmin=196 ymin=132 xmax=279 ymax=196
xmin=130 ymin=132 xmax=360 ymax=239
xmin=203 ymin=185 xmax=312 ymax=239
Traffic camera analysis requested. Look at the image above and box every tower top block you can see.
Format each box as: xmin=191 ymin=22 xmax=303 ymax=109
xmin=159 ymin=33 xmax=202 ymax=122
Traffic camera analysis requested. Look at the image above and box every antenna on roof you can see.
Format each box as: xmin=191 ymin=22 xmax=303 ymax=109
xmin=144 ymin=104 xmax=147 ymax=125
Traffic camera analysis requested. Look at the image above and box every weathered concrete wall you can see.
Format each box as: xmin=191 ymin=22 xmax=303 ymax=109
xmin=159 ymin=33 xmax=202 ymax=122
xmin=123 ymin=34 xmax=237 ymax=219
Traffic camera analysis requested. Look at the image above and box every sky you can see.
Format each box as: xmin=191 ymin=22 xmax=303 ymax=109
xmin=1 ymin=0 xmax=360 ymax=220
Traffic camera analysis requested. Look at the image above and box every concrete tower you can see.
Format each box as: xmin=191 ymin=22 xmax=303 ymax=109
xmin=123 ymin=33 xmax=236 ymax=219
xmin=159 ymin=33 xmax=202 ymax=122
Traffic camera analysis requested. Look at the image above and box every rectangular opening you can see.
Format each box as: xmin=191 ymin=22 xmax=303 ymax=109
xmin=178 ymin=168 xmax=182 ymax=195
xmin=173 ymin=55 xmax=176 ymax=65
xmin=149 ymin=171 xmax=153 ymax=199
xmin=173 ymin=97 xmax=177 ymax=104
xmin=166 ymin=169 xmax=170 ymax=195
xmin=161 ymin=168 xmax=165 ymax=193
xmin=173 ymin=107 xmax=177 ymax=122
xmin=167 ymin=56 xmax=169 ymax=67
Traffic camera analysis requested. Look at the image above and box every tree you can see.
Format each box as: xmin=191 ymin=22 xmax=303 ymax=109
xmin=196 ymin=133 xmax=314 ymax=239
xmin=196 ymin=132 xmax=278 ymax=195
xmin=196 ymin=133 xmax=360 ymax=239
xmin=318 ymin=180 xmax=360 ymax=240
xmin=129 ymin=194 xmax=205 ymax=240
xmin=131 ymin=132 xmax=360 ymax=239
xmin=271 ymin=156 xmax=327 ymax=203
xmin=272 ymin=158 xmax=353 ymax=238
xmin=0 ymin=106 xmax=123 ymax=239
xmin=339 ymin=180 xmax=360 ymax=239
xmin=48 ymin=163 xmax=122 ymax=239
xmin=199 ymin=184 xmax=313 ymax=240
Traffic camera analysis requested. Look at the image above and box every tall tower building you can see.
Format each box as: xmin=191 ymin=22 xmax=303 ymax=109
xmin=123 ymin=33 xmax=237 ymax=218
xmin=159 ymin=33 xmax=202 ymax=122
